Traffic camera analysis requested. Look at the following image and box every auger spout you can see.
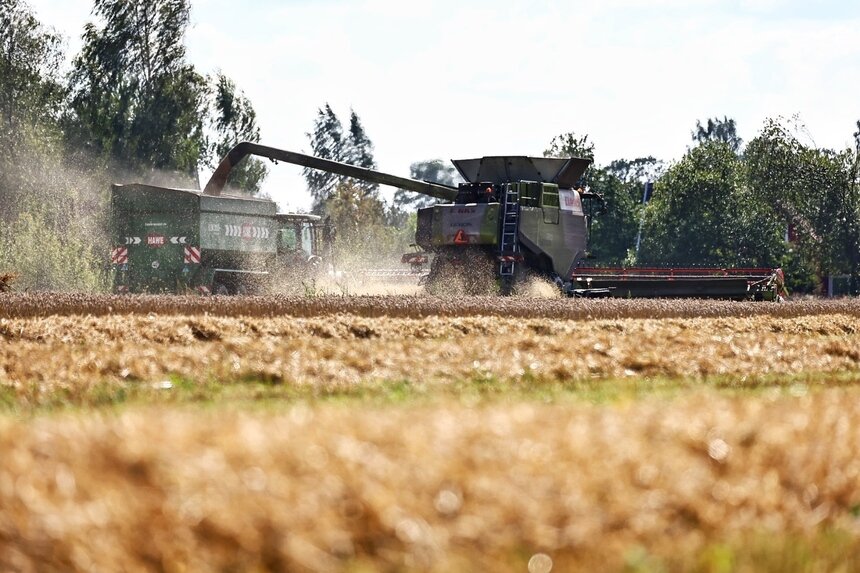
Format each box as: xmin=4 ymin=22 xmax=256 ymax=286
xmin=203 ymin=141 xmax=458 ymax=201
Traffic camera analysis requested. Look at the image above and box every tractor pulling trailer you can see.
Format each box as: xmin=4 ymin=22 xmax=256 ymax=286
xmin=110 ymin=184 xmax=330 ymax=294
xmin=111 ymin=142 xmax=786 ymax=299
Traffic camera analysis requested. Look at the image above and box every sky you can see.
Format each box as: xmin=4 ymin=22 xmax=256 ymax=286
xmin=26 ymin=0 xmax=860 ymax=212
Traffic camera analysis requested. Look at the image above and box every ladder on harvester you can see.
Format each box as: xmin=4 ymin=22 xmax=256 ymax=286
xmin=499 ymin=184 xmax=520 ymax=282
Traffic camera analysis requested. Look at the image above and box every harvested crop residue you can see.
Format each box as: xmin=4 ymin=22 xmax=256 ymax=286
xmin=3 ymin=293 xmax=860 ymax=320
xmin=1 ymin=312 xmax=859 ymax=392
xmin=0 ymin=272 xmax=15 ymax=292
xmin=2 ymin=295 xmax=860 ymax=571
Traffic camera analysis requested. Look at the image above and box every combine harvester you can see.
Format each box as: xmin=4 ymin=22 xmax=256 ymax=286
xmin=200 ymin=142 xmax=785 ymax=300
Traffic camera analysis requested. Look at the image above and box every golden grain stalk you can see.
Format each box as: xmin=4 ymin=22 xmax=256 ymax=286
xmin=0 ymin=392 xmax=859 ymax=572
xmin=1 ymin=293 xmax=860 ymax=321
xmin=2 ymin=311 xmax=859 ymax=403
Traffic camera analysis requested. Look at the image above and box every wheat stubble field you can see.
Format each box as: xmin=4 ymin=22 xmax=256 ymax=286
xmin=1 ymin=294 xmax=860 ymax=572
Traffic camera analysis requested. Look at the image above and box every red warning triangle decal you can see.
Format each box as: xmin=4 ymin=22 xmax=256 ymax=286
xmin=453 ymin=229 xmax=468 ymax=245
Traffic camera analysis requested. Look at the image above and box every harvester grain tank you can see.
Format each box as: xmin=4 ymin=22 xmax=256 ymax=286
xmin=203 ymin=142 xmax=785 ymax=299
xmin=110 ymin=183 xmax=330 ymax=294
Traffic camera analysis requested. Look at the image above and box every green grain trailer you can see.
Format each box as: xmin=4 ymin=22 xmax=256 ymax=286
xmin=110 ymin=184 xmax=329 ymax=294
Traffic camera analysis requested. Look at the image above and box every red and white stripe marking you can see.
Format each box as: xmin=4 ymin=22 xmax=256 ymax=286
xmin=111 ymin=246 xmax=128 ymax=264
xmin=224 ymin=224 xmax=270 ymax=239
xmin=184 ymin=246 xmax=201 ymax=264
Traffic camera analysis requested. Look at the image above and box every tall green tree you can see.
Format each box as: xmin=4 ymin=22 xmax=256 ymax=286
xmin=205 ymin=72 xmax=267 ymax=194
xmin=66 ymin=0 xmax=206 ymax=183
xmin=0 ymin=0 xmax=64 ymax=138
xmin=692 ymin=116 xmax=742 ymax=153
xmin=345 ymin=109 xmax=378 ymax=197
xmin=600 ymin=157 xmax=667 ymax=263
xmin=304 ymin=104 xmax=382 ymax=213
xmin=746 ymin=118 xmax=860 ymax=291
xmin=301 ymin=105 xmax=414 ymax=260
xmin=0 ymin=0 xmax=65 ymax=217
xmin=0 ymin=2 xmax=112 ymax=290
xmin=585 ymin=169 xmax=642 ymax=263
xmin=639 ymin=141 xmax=783 ymax=267
xmin=851 ymin=121 xmax=860 ymax=292
xmin=304 ymin=104 xmax=345 ymax=211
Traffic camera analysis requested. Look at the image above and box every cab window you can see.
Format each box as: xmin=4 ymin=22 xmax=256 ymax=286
xmin=540 ymin=188 xmax=560 ymax=208
xmin=301 ymin=223 xmax=314 ymax=256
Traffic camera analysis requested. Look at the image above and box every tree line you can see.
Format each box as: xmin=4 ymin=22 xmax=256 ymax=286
xmin=1 ymin=0 xmax=265 ymax=194
xmin=312 ymin=110 xmax=859 ymax=294
xmin=544 ymin=117 xmax=860 ymax=294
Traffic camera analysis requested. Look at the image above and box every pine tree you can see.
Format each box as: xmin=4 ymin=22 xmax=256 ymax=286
xmin=346 ymin=109 xmax=378 ymax=197
xmin=206 ymin=72 xmax=267 ymax=195
xmin=304 ymin=104 xmax=345 ymax=211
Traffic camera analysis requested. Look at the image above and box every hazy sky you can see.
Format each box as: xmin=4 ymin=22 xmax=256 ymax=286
xmin=27 ymin=0 xmax=860 ymax=211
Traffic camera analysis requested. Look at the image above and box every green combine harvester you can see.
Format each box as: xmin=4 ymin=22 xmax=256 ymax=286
xmin=111 ymin=141 xmax=785 ymax=299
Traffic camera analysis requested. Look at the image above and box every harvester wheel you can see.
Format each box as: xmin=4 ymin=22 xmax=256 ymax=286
xmin=500 ymin=276 xmax=515 ymax=296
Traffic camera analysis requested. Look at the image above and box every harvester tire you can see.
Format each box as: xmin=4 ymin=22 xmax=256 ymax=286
xmin=500 ymin=276 xmax=514 ymax=296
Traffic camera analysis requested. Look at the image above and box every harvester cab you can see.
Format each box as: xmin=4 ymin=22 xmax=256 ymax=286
xmin=274 ymin=213 xmax=332 ymax=270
